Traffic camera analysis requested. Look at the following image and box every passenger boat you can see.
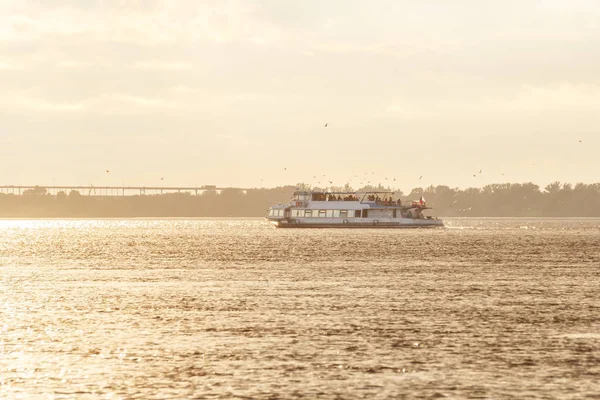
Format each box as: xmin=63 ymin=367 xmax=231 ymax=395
xmin=267 ymin=190 xmax=443 ymax=228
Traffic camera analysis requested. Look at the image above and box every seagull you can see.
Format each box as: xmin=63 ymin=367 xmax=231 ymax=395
xmin=329 ymin=181 xmax=333 ymax=184
xmin=419 ymin=176 xmax=423 ymax=180
xmin=324 ymin=123 xmax=329 ymax=127
xmin=284 ymin=167 xmax=287 ymax=171
xmin=106 ymin=170 xmax=110 ymax=174
xmin=161 ymin=177 xmax=164 ymax=181
xmin=473 ymin=174 xmax=476 ymax=177
xmin=479 ymin=169 xmax=482 ymax=173
xmin=579 ymin=140 xmax=582 ymax=143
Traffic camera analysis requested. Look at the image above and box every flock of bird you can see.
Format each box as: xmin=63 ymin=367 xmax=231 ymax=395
xmin=100 ymin=122 xmax=583 ymax=195
xmin=279 ymin=122 xmax=585 ymax=190
xmin=270 ymin=122 xmax=585 ymax=210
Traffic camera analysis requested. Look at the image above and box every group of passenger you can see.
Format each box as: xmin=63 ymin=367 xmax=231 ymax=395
xmin=325 ymin=194 xmax=358 ymax=201
xmin=312 ymin=193 xmax=400 ymax=205
xmin=366 ymin=195 xmax=402 ymax=206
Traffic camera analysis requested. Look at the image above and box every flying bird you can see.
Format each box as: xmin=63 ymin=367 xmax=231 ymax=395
xmin=419 ymin=176 xmax=423 ymax=180
xmin=324 ymin=123 xmax=328 ymax=127
xmin=106 ymin=170 xmax=110 ymax=174
xmin=161 ymin=177 xmax=164 ymax=181
xmin=479 ymin=169 xmax=482 ymax=173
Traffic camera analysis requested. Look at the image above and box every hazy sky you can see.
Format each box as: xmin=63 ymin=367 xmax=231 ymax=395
xmin=1 ymin=0 xmax=599 ymax=192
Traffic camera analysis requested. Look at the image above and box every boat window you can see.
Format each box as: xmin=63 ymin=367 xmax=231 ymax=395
xmin=291 ymin=210 xmax=298 ymax=217
xmin=318 ymin=210 xmax=326 ymax=218
xmin=355 ymin=210 xmax=361 ymax=218
xmin=305 ymin=210 xmax=312 ymax=217
xmin=340 ymin=210 xmax=348 ymax=218
xmin=333 ymin=210 xmax=340 ymax=218
xmin=269 ymin=209 xmax=274 ymax=216
xmin=326 ymin=210 xmax=334 ymax=218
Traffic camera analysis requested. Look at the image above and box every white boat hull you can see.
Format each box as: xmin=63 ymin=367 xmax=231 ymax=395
xmin=269 ymin=217 xmax=443 ymax=229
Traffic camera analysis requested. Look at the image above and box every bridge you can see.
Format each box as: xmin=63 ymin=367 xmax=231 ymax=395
xmin=0 ymin=185 xmax=247 ymax=196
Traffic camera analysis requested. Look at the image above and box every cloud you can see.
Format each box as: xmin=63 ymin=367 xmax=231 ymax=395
xmin=0 ymin=0 xmax=289 ymax=47
xmin=384 ymin=104 xmax=425 ymax=119
xmin=86 ymin=94 xmax=179 ymax=113
xmin=383 ymin=83 xmax=600 ymax=124
xmin=0 ymin=61 xmax=16 ymax=70
xmin=132 ymin=60 xmax=191 ymax=71
xmin=509 ymin=83 xmax=600 ymax=111
xmin=56 ymin=60 xmax=94 ymax=69
xmin=9 ymin=95 xmax=84 ymax=113
xmin=0 ymin=91 xmax=182 ymax=115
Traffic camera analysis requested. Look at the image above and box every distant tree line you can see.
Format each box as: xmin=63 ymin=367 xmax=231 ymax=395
xmin=408 ymin=182 xmax=600 ymax=217
xmin=0 ymin=187 xmax=296 ymax=217
xmin=0 ymin=182 xmax=598 ymax=217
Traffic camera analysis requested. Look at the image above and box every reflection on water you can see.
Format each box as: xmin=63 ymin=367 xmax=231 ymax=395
xmin=1 ymin=219 xmax=599 ymax=398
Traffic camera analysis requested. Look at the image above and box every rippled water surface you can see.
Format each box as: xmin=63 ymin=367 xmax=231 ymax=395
xmin=1 ymin=218 xmax=599 ymax=399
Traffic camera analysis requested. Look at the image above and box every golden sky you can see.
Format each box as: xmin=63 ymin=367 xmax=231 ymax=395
xmin=0 ymin=0 xmax=599 ymax=192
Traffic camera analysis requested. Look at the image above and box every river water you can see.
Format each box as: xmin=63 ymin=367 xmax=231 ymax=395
xmin=1 ymin=218 xmax=599 ymax=399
